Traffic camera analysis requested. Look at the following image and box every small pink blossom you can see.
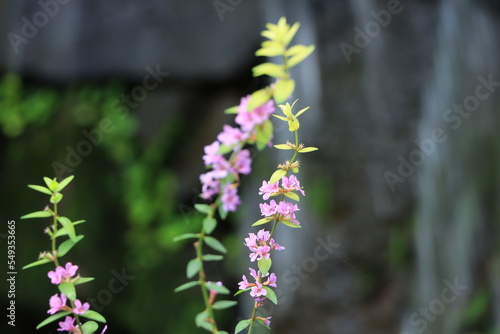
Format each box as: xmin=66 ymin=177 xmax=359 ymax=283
xmin=236 ymin=96 xmax=275 ymax=133
xmin=238 ymin=275 xmax=250 ymax=290
xmin=221 ymin=186 xmax=241 ymax=212
xmin=266 ymin=273 xmax=277 ymax=288
xmin=48 ymin=262 xmax=79 ymax=285
xmin=250 ymin=282 xmax=267 ymax=298
xmin=73 ymin=299 xmax=90 ymax=315
xmin=202 ymin=141 xmax=222 ymax=166
xmin=281 ymin=175 xmax=305 ymax=196
xmin=58 ymin=316 xmax=76 ymax=332
xmin=217 ymin=125 xmax=247 ymax=146
xmin=48 ymin=293 xmax=67 ymax=315
xmin=232 ymin=149 xmax=252 ymax=175
xmin=244 ymin=229 xmax=284 ymax=261
xmin=258 ymin=181 xmax=279 ymax=200
xmin=259 ymin=200 xmax=278 ymax=216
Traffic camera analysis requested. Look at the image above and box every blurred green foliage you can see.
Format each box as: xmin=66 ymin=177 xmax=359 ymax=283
xmin=0 ymin=72 xmax=236 ymax=334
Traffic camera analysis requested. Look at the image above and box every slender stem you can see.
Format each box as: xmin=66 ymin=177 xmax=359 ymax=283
xmin=247 ymin=300 xmax=259 ymax=334
xmin=52 ymin=200 xmax=59 ymax=267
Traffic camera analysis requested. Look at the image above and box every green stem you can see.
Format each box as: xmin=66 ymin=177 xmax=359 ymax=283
xmin=52 ymin=201 xmax=59 ymax=267
xmin=247 ymin=301 xmax=259 ymax=334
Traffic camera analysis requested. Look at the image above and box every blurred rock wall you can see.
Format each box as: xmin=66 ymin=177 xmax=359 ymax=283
xmin=2 ymin=0 xmax=499 ymax=333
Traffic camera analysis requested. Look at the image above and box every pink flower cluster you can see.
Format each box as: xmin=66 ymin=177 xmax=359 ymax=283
xmin=48 ymin=293 xmax=90 ymax=315
xmin=244 ymin=229 xmax=284 ymax=262
xmin=48 ymin=262 xmax=79 ymax=284
xmin=57 ymin=316 xmax=107 ymax=333
xmin=200 ymin=95 xmax=275 ymax=212
xmin=258 ymin=174 xmax=303 ymax=226
xmin=238 ymin=267 xmax=277 ymax=298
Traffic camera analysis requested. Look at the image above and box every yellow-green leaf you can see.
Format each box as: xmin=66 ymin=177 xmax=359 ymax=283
xmin=269 ymin=169 xmax=287 ymax=184
xmin=252 ymin=63 xmax=286 ymax=78
xmin=28 ymin=184 xmax=53 ymax=195
xmin=274 ymin=144 xmax=293 ymax=150
xmin=273 ymin=78 xmax=295 ymax=103
xmin=247 ymin=89 xmax=272 ymax=111
xmin=284 ymin=191 xmax=300 ymax=201
xmin=252 ymin=217 xmax=272 ymax=226
xmin=288 ymin=45 xmax=315 ymax=68
xmin=299 ymin=147 xmax=319 ymax=153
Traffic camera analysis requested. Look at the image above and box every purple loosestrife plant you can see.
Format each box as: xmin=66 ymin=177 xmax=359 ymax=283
xmin=235 ymin=100 xmax=317 ymax=334
xmin=21 ymin=176 xmax=107 ymax=334
xmin=174 ymin=17 xmax=315 ymax=333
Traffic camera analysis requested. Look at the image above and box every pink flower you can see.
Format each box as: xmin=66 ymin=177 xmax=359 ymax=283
xmin=232 ymin=149 xmax=252 ymax=175
xmin=259 ymin=200 xmax=277 ymax=216
xmin=73 ymin=299 xmax=90 ymax=315
xmin=259 ymin=181 xmax=279 ymax=200
xmin=236 ymin=96 xmax=275 ymax=132
xmin=244 ymin=229 xmax=284 ymax=261
xmin=281 ymin=175 xmax=305 ymax=196
xmin=266 ymin=273 xmax=277 ymax=288
xmin=263 ymin=316 xmax=272 ymax=327
xmin=277 ymin=201 xmax=300 ymax=224
xmin=48 ymin=262 xmax=78 ymax=285
xmin=250 ymin=282 xmax=267 ymax=298
xmin=202 ymin=141 xmax=222 ymax=166
xmin=217 ymin=125 xmax=247 ymax=146
xmin=200 ymin=170 xmax=226 ymax=199
xmin=238 ymin=275 xmax=250 ymax=290
xmin=221 ymin=186 xmax=241 ymax=212
xmin=48 ymin=293 xmax=67 ymax=315
xmin=58 ymin=316 xmax=76 ymax=332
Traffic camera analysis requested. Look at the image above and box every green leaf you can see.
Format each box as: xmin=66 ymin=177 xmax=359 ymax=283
xmin=258 ymin=258 xmax=272 ymax=276
xmin=174 ymin=281 xmax=200 ymax=293
xmin=203 ymin=217 xmax=217 ymax=235
xmin=218 ymin=204 xmax=228 ymax=220
xmin=43 ymin=177 xmax=59 ymax=191
xmin=28 ymin=184 xmax=53 ymax=195
xmin=81 ymin=310 xmax=106 ymax=323
xmin=50 ymin=192 xmax=63 ymax=204
xmin=194 ymin=203 xmax=212 ymax=214
xmin=22 ymin=258 xmax=51 ymax=270
xmin=252 ymin=62 xmax=286 ymax=78
xmin=173 ymin=233 xmax=199 ymax=242
xmin=195 ymin=311 xmax=213 ymax=331
xmin=204 ymin=236 xmax=227 ymax=254
xmin=57 ymin=235 xmax=84 ymax=257
xmin=234 ymin=288 xmax=250 ymax=296
xmin=235 ymin=319 xmax=251 ymax=334
xmin=256 ymin=40 xmax=283 ymax=57
xmin=288 ymin=44 xmax=315 ymax=68
xmin=280 ymin=220 xmax=302 ymax=228
xmin=274 ymin=144 xmax=293 ymax=150
xmin=21 ymin=210 xmax=52 ymax=219
xmin=57 ymin=216 xmax=76 ymax=241
xmin=256 ymin=119 xmax=273 ymax=150
xmin=224 ymin=105 xmax=239 ymax=114
xmin=186 ymin=258 xmax=202 ymax=279
xmin=205 ymin=281 xmax=230 ymax=294
xmin=55 ymin=175 xmax=74 ymax=192
xmin=212 ymin=300 xmax=237 ymax=310
xmin=283 ymin=191 xmax=300 ymax=202
xmin=252 ymin=217 xmax=272 ymax=226
xmin=264 ymin=286 xmax=278 ymax=305
xmin=215 ymin=331 xmax=230 ymax=334
xmin=202 ymin=254 xmax=224 ymax=261
xmin=81 ymin=321 xmax=99 ymax=334
xmin=273 ymin=78 xmax=295 ymax=103
xmin=283 ymin=22 xmax=300 ymax=46
xmin=74 ymin=277 xmax=94 ymax=285
xmin=299 ymin=147 xmax=319 ymax=153
xmin=269 ymin=169 xmax=287 ymax=184
xmin=247 ymin=89 xmax=272 ymax=111
xmin=58 ymin=282 xmax=76 ymax=301
xmin=36 ymin=311 xmax=71 ymax=329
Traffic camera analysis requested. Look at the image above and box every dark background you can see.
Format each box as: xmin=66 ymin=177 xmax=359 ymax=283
xmin=1 ymin=1 xmax=499 ymax=333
